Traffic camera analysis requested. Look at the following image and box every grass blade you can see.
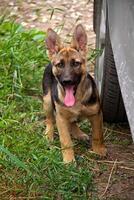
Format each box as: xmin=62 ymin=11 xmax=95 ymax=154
xmin=0 ymin=145 xmax=30 ymax=173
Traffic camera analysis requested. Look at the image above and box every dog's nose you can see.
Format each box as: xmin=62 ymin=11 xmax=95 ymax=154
xmin=62 ymin=79 xmax=73 ymax=86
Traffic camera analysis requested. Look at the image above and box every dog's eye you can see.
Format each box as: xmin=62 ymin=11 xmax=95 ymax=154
xmin=74 ymin=61 xmax=81 ymax=67
xmin=56 ymin=60 xmax=65 ymax=68
xmin=71 ymin=60 xmax=81 ymax=67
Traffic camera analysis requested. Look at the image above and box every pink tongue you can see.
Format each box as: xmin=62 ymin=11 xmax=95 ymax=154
xmin=64 ymin=86 xmax=75 ymax=107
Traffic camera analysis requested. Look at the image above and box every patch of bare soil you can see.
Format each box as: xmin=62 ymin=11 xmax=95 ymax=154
xmin=76 ymin=123 xmax=134 ymax=199
xmin=0 ymin=0 xmax=95 ymax=47
xmin=95 ymin=126 xmax=134 ymax=200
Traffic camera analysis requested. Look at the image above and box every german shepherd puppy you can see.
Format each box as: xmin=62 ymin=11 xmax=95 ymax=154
xmin=43 ymin=24 xmax=106 ymax=163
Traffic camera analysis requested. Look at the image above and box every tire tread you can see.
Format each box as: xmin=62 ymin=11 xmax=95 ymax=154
xmin=94 ymin=0 xmax=127 ymax=122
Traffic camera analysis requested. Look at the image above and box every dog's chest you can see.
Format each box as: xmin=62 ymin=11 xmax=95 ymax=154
xmin=57 ymin=103 xmax=87 ymax=122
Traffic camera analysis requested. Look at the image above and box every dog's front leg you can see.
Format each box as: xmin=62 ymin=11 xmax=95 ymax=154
xmin=90 ymin=111 xmax=107 ymax=156
xmin=56 ymin=113 xmax=75 ymax=163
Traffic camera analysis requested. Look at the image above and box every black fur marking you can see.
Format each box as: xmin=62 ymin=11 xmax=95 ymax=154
xmin=42 ymin=65 xmax=99 ymax=107
xmin=42 ymin=63 xmax=53 ymax=95
xmin=51 ymin=78 xmax=62 ymax=105
xmin=82 ymin=73 xmax=98 ymax=105
xmin=42 ymin=63 xmax=62 ymax=105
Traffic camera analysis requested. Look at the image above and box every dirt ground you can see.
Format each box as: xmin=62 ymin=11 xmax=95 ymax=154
xmin=95 ymin=128 xmax=134 ymax=199
xmin=0 ymin=0 xmax=95 ymax=47
xmin=1 ymin=1 xmax=134 ymax=199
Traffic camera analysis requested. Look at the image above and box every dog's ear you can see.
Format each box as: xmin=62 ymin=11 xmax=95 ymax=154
xmin=71 ymin=24 xmax=87 ymax=52
xmin=46 ymin=28 xmax=61 ymax=56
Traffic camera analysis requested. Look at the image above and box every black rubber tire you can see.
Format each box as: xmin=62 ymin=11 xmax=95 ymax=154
xmin=102 ymin=26 xmax=127 ymax=122
xmin=94 ymin=1 xmax=127 ymax=123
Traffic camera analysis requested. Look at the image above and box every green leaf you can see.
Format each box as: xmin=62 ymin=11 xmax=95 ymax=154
xmin=0 ymin=145 xmax=30 ymax=173
xmin=32 ymin=34 xmax=45 ymax=41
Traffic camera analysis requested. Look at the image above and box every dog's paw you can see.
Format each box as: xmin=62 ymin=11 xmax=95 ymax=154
xmin=43 ymin=130 xmax=54 ymax=142
xmin=62 ymin=149 xmax=76 ymax=164
xmin=92 ymin=145 xmax=107 ymax=157
xmin=72 ymin=131 xmax=89 ymax=141
xmin=78 ymin=133 xmax=90 ymax=141
xmin=63 ymin=157 xmax=76 ymax=164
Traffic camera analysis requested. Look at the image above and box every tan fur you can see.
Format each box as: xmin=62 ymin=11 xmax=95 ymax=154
xmin=43 ymin=91 xmax=55 ymax=141
xmin=56 ymin=113 xmax=75 ymax=163
xmin=52 ymin=47 xmax=86 ymax=78
xmin=70 ymin=123 xmax=89 ymax=141
xmin=44 ymin=24 xmax=106 ymax=163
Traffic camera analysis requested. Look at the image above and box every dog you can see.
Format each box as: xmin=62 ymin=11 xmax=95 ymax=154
xmin=42 ymin=24 xmax=106 ymax=163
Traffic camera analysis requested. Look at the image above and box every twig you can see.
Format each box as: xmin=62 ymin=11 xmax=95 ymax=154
xmin=103 ymin=127 xmax=108 ymax=137
xmin=104 ymin=129 xmax=113 ymax=140
xmin=16 ymin=197 xmax=44 ymax=199
xmin=85 ymin=156 xmax=134 ymax=172
xmin=91 ymin=159 xmax=124 ymax=164
xmin=100 ymin=159 xmax=117 ymax=198
xmin=96 ymin=160 xmax=134 ymax=168
xmin=0 ymin=188 xmax=13 ymax=195
xmin=119 ymin=166 xmax=134 ymax=171
xmin=105 ymin=128 xmax=131 ymax=137
xmin=97 ymin=159 xmax=134 ymax=171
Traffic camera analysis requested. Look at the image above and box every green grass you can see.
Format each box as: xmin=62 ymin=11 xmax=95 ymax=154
xmin=0 ymin=17 xmax=99 ymax=199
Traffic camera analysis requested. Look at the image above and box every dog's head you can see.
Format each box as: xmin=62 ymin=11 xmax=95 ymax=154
xmin=46 ymin=24 xmax=87 ymax=107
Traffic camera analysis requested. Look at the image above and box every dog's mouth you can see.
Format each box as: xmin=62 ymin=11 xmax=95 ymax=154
xmin=59 ymin=75 xmax=81 ymax=107
xmin=63 ymin=85 xmax=76 ymax=107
